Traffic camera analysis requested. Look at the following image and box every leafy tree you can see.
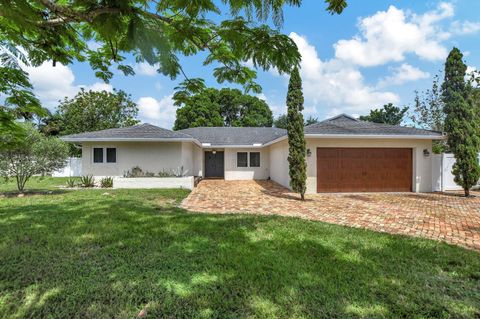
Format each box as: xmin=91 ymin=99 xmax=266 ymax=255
xmin=274 ymin=114 xmax=318 ymax=129
xmin=359 ymin=103 xmax=408 ymax=125
xmin=54 ymin=89 xmax=139 ymax=136
xmin=274 ymin=114 xmax=288 ymax=129
xmin=174 ymin=94 xmax=224 ymax=129
xmin=286 ymin=67 xmax=306 ymax=200
xmin=0 ymin=123 xmax=68 ymax=192
xmin=173 ymin=88 xmax=273 ymax=130
xmin=38 ymin=109 xmax=63 ymax=136
xmin=0 ymin=46 xmax=46 ymax=146
xmin=411 ymin=74 xmax=445 ymax=131
xmin=0 ymin=0 xmax=347 ymax=135
xmin=41 ymin=89 xmax=139 ymax=155
xmin=410 ymin=74 xmax=448 ymax=153
xmin=304 ymin=116 xmax=319 ymax=126
xmin=442 ymin=47 xmax=480 ymax=197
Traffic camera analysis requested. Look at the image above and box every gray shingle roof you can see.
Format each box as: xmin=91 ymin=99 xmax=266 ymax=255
xmin=178 ymin=127 xmax=287 ymax=146
xmin=62 ymin=123 xmax=193 ymax=141
xmin=61 ymin=114 xmax=444 ymax=144
xmin=304 ymin=114 xmax=444 ymax=137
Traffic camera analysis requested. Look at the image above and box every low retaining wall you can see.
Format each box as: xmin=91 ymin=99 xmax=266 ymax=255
xmin=112 ymin=176 xmax=194 ymax=190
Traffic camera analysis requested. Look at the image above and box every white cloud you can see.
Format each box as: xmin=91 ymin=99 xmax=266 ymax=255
xmin=377 ymin=63 xmax=430 ymax=87
xmin=134 ymin=62 xmax=159 ymax=76
xmin=25 ymin=62 xmax=112 ymax=109
xmin=334 ymin=2 xmax=453 ymax=67
xmin=289 ymin=32 xmax=399 ymax=117
xmin=451 ymin=20 xmax=480 ymax=35
xmin=137 ymin=95 xmax=177 ymax=129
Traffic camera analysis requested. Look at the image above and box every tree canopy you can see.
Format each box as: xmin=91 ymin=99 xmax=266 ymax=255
xmin=274 ymin=114 xmax=318 ymax=129
xmin=442 ymin=47 xmax=480 ymax=196
xmin=173 ymin=88 xmax=273 ymax=130
xmin=0 ymin=0 xmax=348 ymax=138
xmin=39 ymin=89 xmax=139 ymax=155
xmin=273 ymin=114 xmax=288 ymax=129
xmin=359 ymin=103 xmax=408 ymax=125
xmin=0 ymin=123 xmax=68 ymax=192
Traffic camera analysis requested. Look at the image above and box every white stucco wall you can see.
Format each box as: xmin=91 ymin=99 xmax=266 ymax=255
xmin=81 ymin=142 xmax=193 ymax=177
xmin=305 ymin=138 xmax=433 ymax=194
xmin=224 ymin=148 xmax=270 ymax=180
xmin=268 ymin=140 xmax=290 ymax=189
xmin=180 ymin=142 xmax=194 ymax=176
xmin=192 ymin=144 xmax=204 ymax=177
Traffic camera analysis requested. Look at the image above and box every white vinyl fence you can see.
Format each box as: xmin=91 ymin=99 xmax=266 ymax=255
xmin=432 ymin=153 xmax=480 ymax=192
xmin=53 ymin=157 xmax=82 ymax=177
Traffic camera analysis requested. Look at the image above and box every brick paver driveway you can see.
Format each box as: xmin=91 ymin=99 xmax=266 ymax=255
xmin=182 ymin=180 xmax=480 ymax=251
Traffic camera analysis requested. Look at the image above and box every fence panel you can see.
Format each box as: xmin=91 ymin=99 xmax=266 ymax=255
xmin=53 ymin=157 xmax=82 ymax=177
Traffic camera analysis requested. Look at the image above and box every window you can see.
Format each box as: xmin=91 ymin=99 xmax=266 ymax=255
xmin=93 ymin=148 xmax=103 ymax=163
xmin=106 ymin=148 xmax=116 ymax=163
xmin=250 ymin=152 xmax=260 ymax=167
xmin=237 ymin=152 xmax=248 ymax=167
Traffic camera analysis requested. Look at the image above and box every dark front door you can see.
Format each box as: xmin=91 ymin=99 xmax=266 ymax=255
xmin=205 ymin=151 xmax=224 ymax=178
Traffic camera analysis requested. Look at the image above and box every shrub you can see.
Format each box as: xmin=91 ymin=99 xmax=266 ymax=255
xmin=158 ymin=169 xmax=175 ymax=177
xmin=0 ymin=123 xmax=69 ymax=192
xmin=66 ymin=177 xmax=77 ymax=188
xmin=100 ymin=177 xmax=113 ymax=188
xmin=145 ymin=171 xmax=155 ymax=177
xmin=124 ymin=166 xmax=143 ymax=177
xmin=80 ymin=175 xmax=95 ymax=188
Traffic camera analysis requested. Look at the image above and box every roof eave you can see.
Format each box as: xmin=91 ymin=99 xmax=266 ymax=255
xmin=304 ymin=134 xmax=446 ymax=140
xmin=60 ymin=137 xmax=196 ymax=143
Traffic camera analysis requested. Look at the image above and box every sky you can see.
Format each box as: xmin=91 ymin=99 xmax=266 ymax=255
xmin=24 ymin=0 xmax=480 ymax=129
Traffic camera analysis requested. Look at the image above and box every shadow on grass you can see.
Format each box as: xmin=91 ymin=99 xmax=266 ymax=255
xmin=0 ymin=190 xmax=479 ymax=318
xmin=0 ymin=189 xmax=71 ymax=198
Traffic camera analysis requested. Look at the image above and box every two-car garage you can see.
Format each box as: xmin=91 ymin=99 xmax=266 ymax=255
xmin=316 ymin=148 xmax=413 ymax=193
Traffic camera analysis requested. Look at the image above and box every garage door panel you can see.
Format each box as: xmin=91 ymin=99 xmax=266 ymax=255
xmin=317 ymin=148 xmax=412 ymax=193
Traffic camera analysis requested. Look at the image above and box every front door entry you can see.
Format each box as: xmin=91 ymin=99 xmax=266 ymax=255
xmin=205 ymin=151 xmax=224 ymax=178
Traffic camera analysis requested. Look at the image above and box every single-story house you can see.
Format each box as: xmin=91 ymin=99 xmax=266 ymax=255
xmin=62 ymin=114 xmax=445 ymax=193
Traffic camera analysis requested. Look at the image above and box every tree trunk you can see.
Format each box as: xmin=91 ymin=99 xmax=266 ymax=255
xmin=465 ymin=187 xmax=470 ymax=197
xmin=16 ymin=176 xmax=23 ymax=193
xmin=301 ymin=193 xmax=305 ymax=200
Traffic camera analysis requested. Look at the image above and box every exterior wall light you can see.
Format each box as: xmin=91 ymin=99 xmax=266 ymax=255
xmin=423 ymin=149 xmax=430 ymax=157
xmin=307 ymin=149 xmax=312 ymax=157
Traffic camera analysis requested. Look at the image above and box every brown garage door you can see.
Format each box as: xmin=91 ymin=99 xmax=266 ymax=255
xmin=317 ymin=148 xmax=412 ymax=193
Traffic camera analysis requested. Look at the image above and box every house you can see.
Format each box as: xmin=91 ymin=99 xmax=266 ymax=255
xmin=62 ymin=114 xmax=445 ymax=193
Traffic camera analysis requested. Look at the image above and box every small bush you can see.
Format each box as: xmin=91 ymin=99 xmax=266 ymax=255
xmin=124 ymin=166 xmax=143 ymax=177
xmin=158 ymin=169 xmax=175 ymax=177
xmin=66 ymin=177 xmax=77 ymax=188
xmin=80 ymin=175 xmax=95 ymax=188
xmin=100 ymin=177 xmax=113 ymax=188
xmin=145 ymin=171 xmax=155 ymax=177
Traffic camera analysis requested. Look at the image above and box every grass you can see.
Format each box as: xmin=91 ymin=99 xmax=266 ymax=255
xmin=0 ymin=178 xmax=479 ymax=318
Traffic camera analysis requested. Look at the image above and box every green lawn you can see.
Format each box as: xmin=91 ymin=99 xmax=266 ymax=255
xmin=0 ymin=178 xmax=479 ymax=318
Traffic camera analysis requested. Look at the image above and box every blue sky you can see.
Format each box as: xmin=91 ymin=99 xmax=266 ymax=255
xmin=25 ymin=0 xmax=480 ymax=129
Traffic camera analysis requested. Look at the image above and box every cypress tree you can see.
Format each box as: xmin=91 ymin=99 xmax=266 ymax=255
xmin=286 ymin=67 xmax=307 ymax=200
xmin=442 ymin=47 xmax=480 ymax=197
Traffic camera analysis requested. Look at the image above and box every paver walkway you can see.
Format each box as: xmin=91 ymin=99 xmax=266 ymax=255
xmin=181 ymin=180 xmax=480 ymax=251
